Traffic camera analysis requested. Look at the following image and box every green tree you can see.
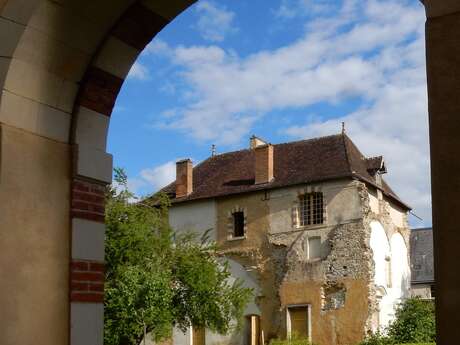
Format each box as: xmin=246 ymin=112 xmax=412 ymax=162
xmin=359 ymin=297 xmax=436 ymax=345
xmin=104 ymin=168 xmax=252 ymax=345
xmin=387 ymin=297 xmax=436 ymax=343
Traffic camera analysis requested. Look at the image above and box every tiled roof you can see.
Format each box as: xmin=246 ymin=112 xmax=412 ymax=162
xmin=410 ymin=228 xmax=435 ymax=284
xmin=161 ymin=133 xmax=410 ymax=209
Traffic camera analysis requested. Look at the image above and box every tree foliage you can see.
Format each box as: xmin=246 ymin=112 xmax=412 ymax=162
xmin=387 ymin=297 xmax=436 ymax=344
xmin=359 ymin=297 xmax=436 ymax=345
xmin=104 ymin=168 xmax=252 ymax=345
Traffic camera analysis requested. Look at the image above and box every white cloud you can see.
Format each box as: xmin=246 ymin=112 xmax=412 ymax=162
xmin=145 ymin=38 xmax=172 ymax=56
xmin=154 ymin=0 xmax=430 ymax=224
xmin=125 ymin=161 xmax=177 ymax=197
xmin=195 ymin=1 xmax=237 ymax=42
xmin=275 ymin=0 xmax=336 ymax=19
xmin=139 ymin=161 xmax=177 ymax=191
xmin=127 ymin=61 xmax=150 ymax=80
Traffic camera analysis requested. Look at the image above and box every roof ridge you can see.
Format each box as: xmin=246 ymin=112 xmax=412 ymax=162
xmin=210 ymin=133 xmax=344 ymax=159
xmin=273 ymin=133 xmax=343 ymax=147
xmin=341 ymin=133 xmax=354 ymax=175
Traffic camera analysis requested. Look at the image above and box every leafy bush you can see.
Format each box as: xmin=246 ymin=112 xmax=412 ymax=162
xmin=358 ymin=331 xmax=394 ymax=345
xmin=358 ymin=297 xmax=436 ymax=345
xmin=387 ymin=298 xmax=436 ymax=343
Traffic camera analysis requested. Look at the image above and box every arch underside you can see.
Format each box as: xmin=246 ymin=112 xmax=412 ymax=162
xmin=0 ymin=0 xmax=459 ymax=344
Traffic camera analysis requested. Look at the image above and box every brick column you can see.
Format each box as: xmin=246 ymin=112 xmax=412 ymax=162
xmin=68 ymin=2 xmax=196 ymax=344
xmin=70 ymin=178 xmax=108 ymax=345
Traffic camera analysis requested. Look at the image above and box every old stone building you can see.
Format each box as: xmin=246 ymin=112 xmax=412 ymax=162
xmin=162 ymin=133 xmax=411 ymax=345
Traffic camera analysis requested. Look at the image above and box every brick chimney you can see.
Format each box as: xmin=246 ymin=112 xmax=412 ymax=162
xmin=250 ymin=135 xmax=268 ymax=149
xmin=255 ymin=144 xmax=274 ymax=184
xmin=176 ymin=159 xmax=193 ymax=198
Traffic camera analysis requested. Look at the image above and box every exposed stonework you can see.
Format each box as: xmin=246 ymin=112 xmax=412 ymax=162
xmin=169 ymin=160 xmax=410 ymax=345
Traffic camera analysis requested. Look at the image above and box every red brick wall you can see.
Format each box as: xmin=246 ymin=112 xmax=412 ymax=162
xmin=70 ymin=260 xmax=105 ymax=303
xmin=71 ymin=179 xmax=106 ymax=223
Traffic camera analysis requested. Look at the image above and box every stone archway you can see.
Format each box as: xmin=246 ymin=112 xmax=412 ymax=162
xmin=0 ymin=1 xmax=458 ymax=344
xmin=0 ymin=2 xmax=196 ymax=345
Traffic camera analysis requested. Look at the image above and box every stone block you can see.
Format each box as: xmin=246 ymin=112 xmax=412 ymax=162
xmin=28 ymin=0 xmax=106 ymax=54
xmin=14 ymin=26 xmax=91 ymax=82
xmin=72 ymin=219 xmax=105 ymax=261
xmin=36 ymin=104 xmax=71 ymax=142
xmin=74 ymin=106 xmax=109 ymax=150
xmin=74 ymin=144 xmax=113 ymax=184
xmin=0 ymin=16 xmax=25 ymax=57
xmin=1 ymin=0 xmax=40 ymax=25
xmin=0 ymin=89 xmax=72 ymax=142
xmin=94 ymin=36 xmax=140 ymax=79
xmin=0 ymin=57 xmax=10 ymax=91
xmin=4 ymin=58 xmax=79 ymax=113
xmin=70 ymin=303 xmax=103 ymax=345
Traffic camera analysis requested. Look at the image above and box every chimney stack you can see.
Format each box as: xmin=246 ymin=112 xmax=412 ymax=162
xmin=250 ymin=135 xmax=268 ymax=149
xmin=176 ymin=159 xmax=193 ymax=198
xmin=255 ymin=144 xmax=274 ymax=184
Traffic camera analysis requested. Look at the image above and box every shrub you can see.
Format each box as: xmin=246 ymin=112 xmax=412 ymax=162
xmin=358 ymin=331 xmax=395 ymax=345
xmin=269 ymin=333 xmax=313 ymax=345
xmin=387 ymin=298 xmax=436 ymax=344
xmin=358 ymin=297 xmax=436 ymax=345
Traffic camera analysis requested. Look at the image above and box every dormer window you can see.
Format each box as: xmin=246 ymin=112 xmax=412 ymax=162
xmin=299 ymin=192 xmax=324 ymax=226
xmin=233 ymin=211 xmax=245 ymax=238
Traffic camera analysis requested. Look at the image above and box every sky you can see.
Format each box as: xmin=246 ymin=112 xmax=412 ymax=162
xmin=108 ymin=0 xmax=430 ymax=227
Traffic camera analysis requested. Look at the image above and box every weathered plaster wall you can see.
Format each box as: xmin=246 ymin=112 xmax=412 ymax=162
xmin=368 ymin=189 xmax=379 ymax=214
xmin=280 ymin=279 xmax=369 ymax=345
xmin=268 ymin=180 xmax=363 ymax=235
xmin=0 ymin=124 xmax=70 ymax=345
xmin=169 ymin=199 xmax=217 ymax=240
xmin=387 ymin=203 xmax=407 ymax=228
xmin=216 ymin=191 xmax=280 ymax=342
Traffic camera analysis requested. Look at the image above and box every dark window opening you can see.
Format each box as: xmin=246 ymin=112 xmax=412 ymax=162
xmin=233 ymin=211 xmax=245 ymax=237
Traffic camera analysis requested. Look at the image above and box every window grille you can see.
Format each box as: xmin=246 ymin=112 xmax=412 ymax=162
xmin=299 ymin=192 xmax=324 ymax=226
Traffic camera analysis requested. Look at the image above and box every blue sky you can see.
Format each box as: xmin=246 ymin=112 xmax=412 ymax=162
xmin=108 ymin=0 xmax=430 ymax=226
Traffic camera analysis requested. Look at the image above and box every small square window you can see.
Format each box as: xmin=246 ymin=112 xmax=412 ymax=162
xmin=305 ymin=236 xmax=321 ymax=260
xmin=233 ymin=211 xmax=245 ymax=238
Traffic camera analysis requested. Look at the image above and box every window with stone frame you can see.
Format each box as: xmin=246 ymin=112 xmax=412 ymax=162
xmin=304 ymin=236 xmax=322 ymax=260
xmin=298 ymin=192 xmax=324 ymax=226
xmin=227 ymin=206 xmax=248 ymax=240
xmin=233 ymin=211 xmax=245 ymax=238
